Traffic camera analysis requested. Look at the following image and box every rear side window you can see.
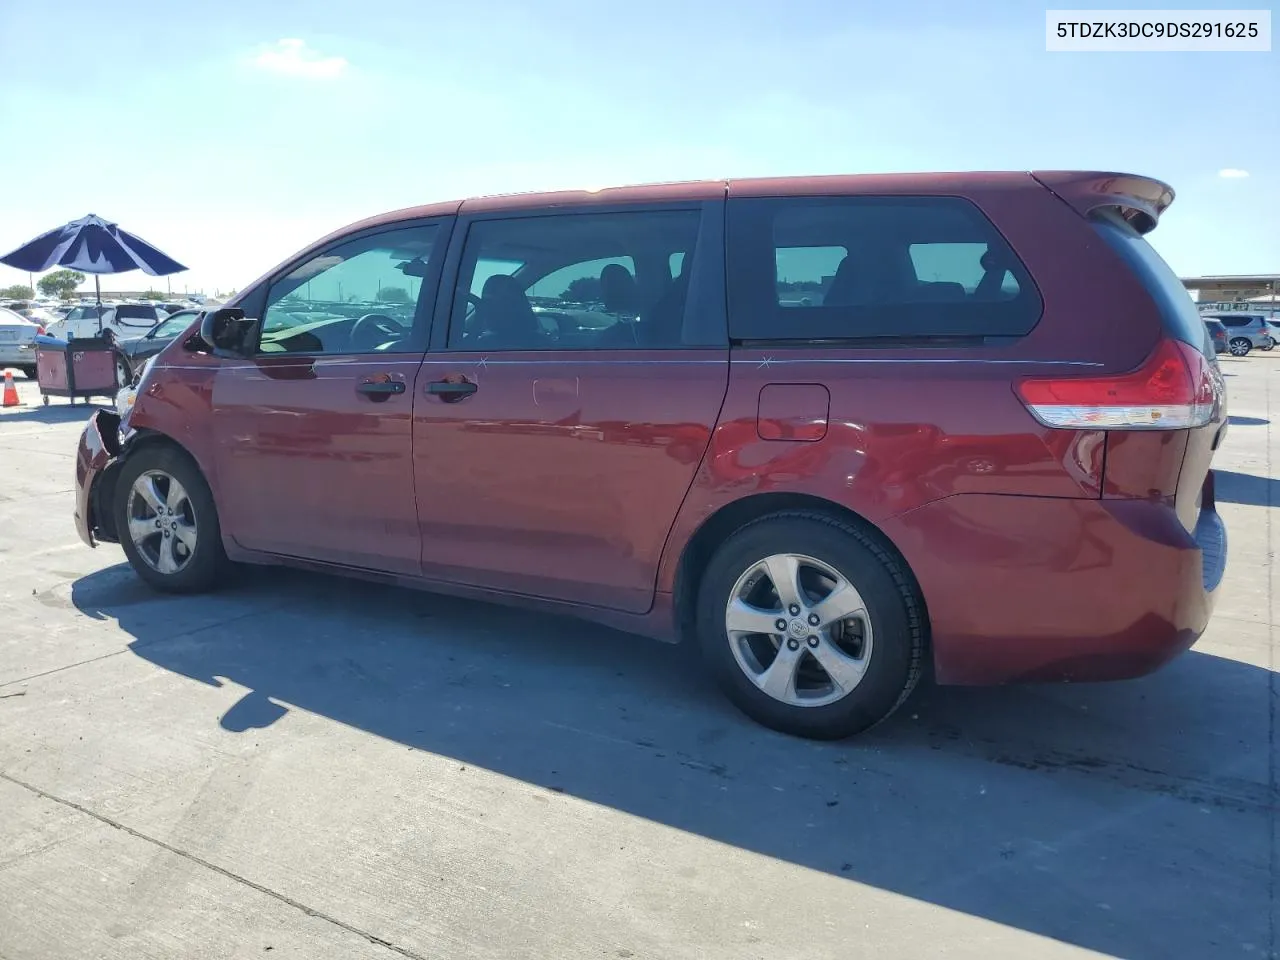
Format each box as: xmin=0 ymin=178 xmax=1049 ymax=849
xmin=1093 ymin=211 xmax=1208 ymax=351
xmin=115 ymin=305 xmax=159 ymax=323
xmin=446 ymin=208 xmax=703 ymax=351
xmin=727 ymin=196 xmax=1042 ymax=342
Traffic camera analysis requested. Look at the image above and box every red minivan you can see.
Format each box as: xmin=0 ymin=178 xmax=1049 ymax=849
xmin=73 ymin=171 xmax=1228 ymax=739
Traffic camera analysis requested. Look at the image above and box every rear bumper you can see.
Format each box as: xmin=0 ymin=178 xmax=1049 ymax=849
xmin=884 ymin=478 xmax=1227 ymax=686
xmin=74 ymin=409 xmax=121 ymax=547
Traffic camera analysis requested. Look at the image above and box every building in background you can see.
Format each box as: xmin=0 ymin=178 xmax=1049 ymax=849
xmin=1181 ymin=274 xmax=1279 ymax=316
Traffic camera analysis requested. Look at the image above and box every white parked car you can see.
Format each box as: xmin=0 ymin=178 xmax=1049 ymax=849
xmin=44 ymin=303 xmax=170 ymax=343
xmin=0 ymin=307 xmax=41 ymax=379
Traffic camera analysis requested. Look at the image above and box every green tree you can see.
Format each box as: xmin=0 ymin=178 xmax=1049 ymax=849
xmin=0 ymin=284 xmax=34 ymax=299
xmin=561 ymin=276 xmax=601 ymax=303
xmin=38 ymin=269 xmax=85 ymax=299
xmin=138 ymin=290 xmax=164 ymax=300
xmin=379 ymin=286 xmax=411 ymax=303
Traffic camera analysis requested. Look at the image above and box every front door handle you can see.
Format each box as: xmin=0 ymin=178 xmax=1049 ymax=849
xmin=356 ymin=379 xmax=406 ymax=400
xmin=426 ymin=379 xmax=478 ymax=400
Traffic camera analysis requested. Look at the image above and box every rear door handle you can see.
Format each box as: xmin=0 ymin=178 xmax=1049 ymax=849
xmin=426 ymin=379 xmax=478 ymax=399
xmin=356 ymin=379 xmax=406 ymax=399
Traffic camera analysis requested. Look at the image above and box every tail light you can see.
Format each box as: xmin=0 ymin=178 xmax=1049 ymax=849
xmin=36 ymin=325 xmax=46 ymax=336
xmin=1015 ymin=339 xmax=1219 ymax=430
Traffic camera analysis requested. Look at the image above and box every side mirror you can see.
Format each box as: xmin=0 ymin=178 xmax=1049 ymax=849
xmin=198 ymin=308 xmax=255 ymax=357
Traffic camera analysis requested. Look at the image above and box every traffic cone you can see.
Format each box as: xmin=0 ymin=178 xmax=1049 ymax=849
xmin=2 ymin=370 xmax=19 ymax=408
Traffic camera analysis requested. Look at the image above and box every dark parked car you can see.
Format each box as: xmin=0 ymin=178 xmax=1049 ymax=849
xmin=72 ymin=170 xmax=1229 ymax=740
xmin=115 ymin=310 xmax=200 ymax=382
xmin=1204 ymin=318 xmax=1229 ymax=355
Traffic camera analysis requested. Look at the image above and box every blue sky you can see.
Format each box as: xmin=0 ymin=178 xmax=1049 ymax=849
xmin=0 ymin=0 xmax=1275 ymax=295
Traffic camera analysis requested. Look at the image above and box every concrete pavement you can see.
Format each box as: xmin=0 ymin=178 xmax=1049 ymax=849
xmin=0 ymin=357 xmax=1275 ymax=960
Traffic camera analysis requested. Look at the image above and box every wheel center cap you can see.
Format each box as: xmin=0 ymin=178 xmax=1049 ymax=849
xmin=788 ymin=619 xmax=808 ymax=639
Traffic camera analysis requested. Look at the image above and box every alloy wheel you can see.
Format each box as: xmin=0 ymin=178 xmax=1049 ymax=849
xmin=125 ymin=470 xmax=198 ymax=575
xmin=724 ymin=553 xmax=873 ymax=708
xmin=1229 ymin=338 xmax=1251 ymax=357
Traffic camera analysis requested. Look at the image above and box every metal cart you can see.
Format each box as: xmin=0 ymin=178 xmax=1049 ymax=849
xmin=33 ymin=334 xmax=119 ymax=406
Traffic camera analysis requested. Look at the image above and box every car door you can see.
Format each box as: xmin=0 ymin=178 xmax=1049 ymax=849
xmin=65 ymin=305 xmax=99 ymax=337
xmin=210 ymin=218 xmax=450 ymax=573
xmin=412 ymin=200 xmax=729 ymax=613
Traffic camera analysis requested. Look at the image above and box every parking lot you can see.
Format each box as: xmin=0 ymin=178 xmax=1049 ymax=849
xmin=0 ymin=356 xmax=1275 ymax=959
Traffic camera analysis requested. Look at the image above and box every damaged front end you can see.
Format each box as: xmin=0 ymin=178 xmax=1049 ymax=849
xmin=74 ymin=409 xmax=125 ymax=547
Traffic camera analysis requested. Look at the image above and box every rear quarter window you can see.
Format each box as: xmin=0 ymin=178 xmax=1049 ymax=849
xmin=726 ymin=196 xmax=1042 ymax=342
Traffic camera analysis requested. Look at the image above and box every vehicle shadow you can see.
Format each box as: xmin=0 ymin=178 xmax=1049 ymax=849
xmin=72 ymin=564 xmax=1274 ymax=960
xmin=1216 ymin=469 xmax=1279 ymax=507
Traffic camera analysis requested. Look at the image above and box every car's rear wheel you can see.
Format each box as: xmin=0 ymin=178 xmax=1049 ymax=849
xmin=1229 ymin=337 xmax=1252 ymax=357
xmin=695 ymin=512 xmax=925 ymax=740
xmin=114 ymin=445 xmax=229 ymax=593
xmin=114 ymin=354 xmax=131 ymax=387
xmin=20 ymin=365 xmax=36 ymax=380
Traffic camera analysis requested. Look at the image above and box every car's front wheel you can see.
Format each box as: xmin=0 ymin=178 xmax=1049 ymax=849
xmin=114 ymin=445 xmax=229 ymax=593
xmin=20 ymin=365 xmax=36 ymax=380
xmin=1229 ymin=337 xmax=1252 ymax=357
xmin=695 ymin=512 xmax=926 ymax=740
xmin=114 ymin=354 xmax=131 ymax=387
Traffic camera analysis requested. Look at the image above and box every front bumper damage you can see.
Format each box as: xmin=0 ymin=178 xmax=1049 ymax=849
xmin=73 ymin=409 xmax=123 ymax=547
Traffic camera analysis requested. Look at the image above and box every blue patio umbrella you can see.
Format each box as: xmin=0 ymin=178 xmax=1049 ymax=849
xmin=0 ymin=214 xmax=187 ymax=332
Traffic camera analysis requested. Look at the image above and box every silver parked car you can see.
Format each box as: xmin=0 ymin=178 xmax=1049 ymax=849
xmin=0 ymin=306 xmax=41 ymax=379
xmin=1204 ymin=312 xmax=1279 ymax=356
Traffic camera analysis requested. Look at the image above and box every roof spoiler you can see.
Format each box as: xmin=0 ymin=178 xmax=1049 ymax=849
xmin=1031 ymin=171 xmax=1174 ymax=235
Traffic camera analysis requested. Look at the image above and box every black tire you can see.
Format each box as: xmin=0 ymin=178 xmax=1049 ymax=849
xmin=695 ymin=512 xmax=926 ymax=740
xmin=20 ymin=366 xmax=37 ymax=380
xmin=114 ymin=444 xmax=229 ymax=593
xmin=1229 ymin=338 xmax=1252 ymax=357
xmin=114 ymin=354 xmax=131 ymax=387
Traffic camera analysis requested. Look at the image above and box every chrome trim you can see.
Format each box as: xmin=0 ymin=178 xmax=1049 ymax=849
xmin=154 ymin=356 xmax=1103 ymax=372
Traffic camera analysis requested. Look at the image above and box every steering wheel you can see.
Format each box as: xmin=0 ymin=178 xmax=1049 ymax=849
xmin=350 ymin=313 xmax=406 ymax=351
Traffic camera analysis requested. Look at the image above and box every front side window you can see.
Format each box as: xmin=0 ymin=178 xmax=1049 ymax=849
xmin=447 ymin=209 xmax=702 ymax=351
xmin=259 ymin=223 xmax=439 ymax=355
xmin=728 ymin=196 xmax=1042 ymax=342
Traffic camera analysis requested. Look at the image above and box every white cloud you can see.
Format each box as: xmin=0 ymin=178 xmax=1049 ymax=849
xmin=1218 ymin=168 xmax=1250 ymax=179
xmin=253 ymin=39 xmax=348 ymax=79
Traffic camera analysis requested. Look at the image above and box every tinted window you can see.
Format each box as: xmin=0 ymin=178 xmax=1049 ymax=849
xmin=909 ymin=242 xmax=1021 ymax=295
xmin=114 ymin=305 xmax=160 ymax=325
xmin=1094 ymin=212 xmax=1208 ymax=352
xmin=447 ymin=209 xmax=701 ymax=351
xmin=727 ymin=196 xmax=1041 ymax=342
xmin=260 ymin=224 xmax=439 ymax=355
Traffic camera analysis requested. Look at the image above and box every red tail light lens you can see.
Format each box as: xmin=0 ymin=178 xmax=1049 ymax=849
xmin=36 ymin=325 xmax=46 ymax=336
xmin=1016 ymin=340 xmax=1219 ymax=430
